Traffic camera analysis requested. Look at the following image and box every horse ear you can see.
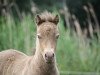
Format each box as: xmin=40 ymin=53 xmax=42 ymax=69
xmin=53 ymin=15 xmax=59 ymax=25
xmin=35 ymin=15 xmax=42 ymax=25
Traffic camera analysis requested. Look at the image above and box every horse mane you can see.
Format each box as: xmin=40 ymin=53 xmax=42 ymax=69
xmin=36 ymin=11 xmax=59 ymax=25
xmin=39 ymin=11 xmax=55 ymax=22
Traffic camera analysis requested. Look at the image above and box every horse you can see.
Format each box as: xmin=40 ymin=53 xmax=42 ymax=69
xmin=0 ymin=11 xmax=60 ymax=75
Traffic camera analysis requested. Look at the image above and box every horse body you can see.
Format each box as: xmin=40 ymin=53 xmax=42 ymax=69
xmin=0 ymin=11 xmax=60 ymax=75
xmin=0 ymin=49 xmax=27 ymax=75
xmin=0 ymin=49 xmax=58 ymax=75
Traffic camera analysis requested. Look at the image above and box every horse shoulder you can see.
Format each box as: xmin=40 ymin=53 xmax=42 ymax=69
xmin=0 ymin=49 xmax=27 ymax=74
xmin=0 ymin=49 xmax=27 ymax=61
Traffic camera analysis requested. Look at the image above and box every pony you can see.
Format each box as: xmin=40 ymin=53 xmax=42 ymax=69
xmin=0 ymin=11 xmax=60 ymax=75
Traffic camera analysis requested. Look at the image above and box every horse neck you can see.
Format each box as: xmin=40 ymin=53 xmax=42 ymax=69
xmin=33 ymin=37 xmax=56 ymax=71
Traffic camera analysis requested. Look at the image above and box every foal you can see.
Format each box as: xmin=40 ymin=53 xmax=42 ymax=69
xmin=0 ymin=11 xmax=60 ymax=75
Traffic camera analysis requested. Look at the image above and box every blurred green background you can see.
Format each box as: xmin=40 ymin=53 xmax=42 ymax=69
xmin=0 ymin=0 xmax=100 ymax=75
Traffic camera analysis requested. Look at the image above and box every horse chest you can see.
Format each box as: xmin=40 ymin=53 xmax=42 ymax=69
xmin=30 ymin=67 xmax=57 ymax=75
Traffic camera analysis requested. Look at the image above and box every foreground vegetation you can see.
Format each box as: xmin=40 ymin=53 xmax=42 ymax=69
xmin=0 ymin=15 xmax=100 ymax=75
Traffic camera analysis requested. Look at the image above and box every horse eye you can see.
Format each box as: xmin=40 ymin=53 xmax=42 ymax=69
xmin=56 ymin=34 xmax=59 ymax=39
xmin=37 ymin=34 xmax=42 ymax=39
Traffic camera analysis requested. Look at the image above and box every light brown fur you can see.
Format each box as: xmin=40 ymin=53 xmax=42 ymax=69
xmin=0 ymin=11 xmax=59 ymax=75
xmin=37 ymin=11 xmax=56 ymax=22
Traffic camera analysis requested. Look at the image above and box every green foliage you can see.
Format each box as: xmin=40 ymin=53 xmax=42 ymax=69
xmin=57 ymin=18 xmax=100 ymax=73
xmin=0 ymin=15 xmax=36 ymax=54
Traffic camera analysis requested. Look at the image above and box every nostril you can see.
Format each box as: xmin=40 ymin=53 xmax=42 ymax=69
xmin=52 ymin=53 xmax=54 ymax=57
xmin=45 ymin=54 xmax=47 ymax=58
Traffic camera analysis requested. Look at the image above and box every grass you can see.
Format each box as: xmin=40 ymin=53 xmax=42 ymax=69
xmin=57 ymin=17 xmax=100 ymax=74
xmin=0 ymin=14 xmax=100 ymax=75
xmin=0 ymin=15 xmax=36 ymax=54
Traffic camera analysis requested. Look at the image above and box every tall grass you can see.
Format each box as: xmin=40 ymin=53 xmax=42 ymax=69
xmin=0 ymin=15 xmax=100 ymax=74
xmin=0 ymin=15 xmax=36 ymax=54
xmin=57 ymin=18 xmax=100 ymax=73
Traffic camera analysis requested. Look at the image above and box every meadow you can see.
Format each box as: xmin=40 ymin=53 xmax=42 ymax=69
xmin=0 ymin=14 xmax=100 ymax=75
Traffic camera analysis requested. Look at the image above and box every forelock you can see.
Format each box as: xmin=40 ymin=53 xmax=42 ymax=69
xmin=39 ymin=11 xmax=55 ymax=22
